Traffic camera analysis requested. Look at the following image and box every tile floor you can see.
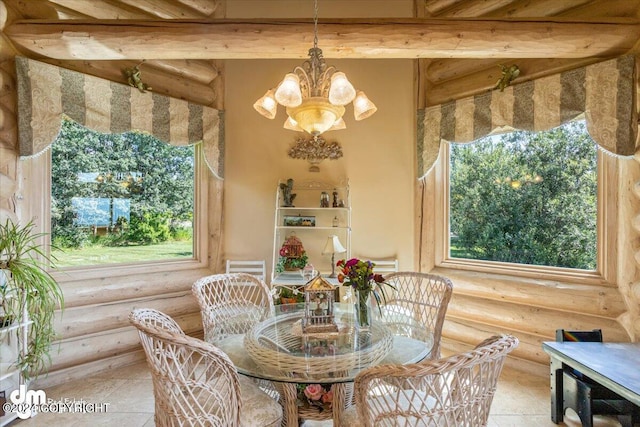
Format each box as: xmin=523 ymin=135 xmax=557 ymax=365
xmin=12 ymin=361 xmax=625 ymax=427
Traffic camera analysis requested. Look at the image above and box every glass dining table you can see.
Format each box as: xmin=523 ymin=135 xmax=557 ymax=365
xmin=216 ymin=303 xmax=434 ymax=426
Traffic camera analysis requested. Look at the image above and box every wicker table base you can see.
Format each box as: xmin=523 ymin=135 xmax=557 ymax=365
xmin=216 ymin=304 xmax=433 ymax=427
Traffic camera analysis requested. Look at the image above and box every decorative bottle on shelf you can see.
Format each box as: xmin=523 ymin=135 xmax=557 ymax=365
xmin=320 ymin=192 xmax=330 ymax=207
xmin=332 ymin=216 xmax=339 ymax=227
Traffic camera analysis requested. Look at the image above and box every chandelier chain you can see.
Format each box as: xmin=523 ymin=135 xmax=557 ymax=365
xmin=313 ymin=0 xmax=319 ymax=49
xmin=252 ymin=0 xmax=376 ymax=136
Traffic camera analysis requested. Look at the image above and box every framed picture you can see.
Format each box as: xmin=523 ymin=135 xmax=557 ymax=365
xmin=284 ymin=215 xmax=316 ymax=227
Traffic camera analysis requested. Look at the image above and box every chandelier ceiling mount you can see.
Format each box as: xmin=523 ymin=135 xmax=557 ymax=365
xmin=253 ymin=0 xmax=376 ymax=136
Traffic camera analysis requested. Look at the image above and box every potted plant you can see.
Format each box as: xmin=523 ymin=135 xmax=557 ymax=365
xmin=274 ymin=286 xmax=305 ymax=305
xmin=275 ymin=252 xmax=309 ymax=273
xmin=0 ymin=219 xmax=64 ymax=380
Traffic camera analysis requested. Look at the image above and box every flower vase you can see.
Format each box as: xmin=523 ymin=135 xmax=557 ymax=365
xmin=354 ymin=290 xmax=372 ymax=331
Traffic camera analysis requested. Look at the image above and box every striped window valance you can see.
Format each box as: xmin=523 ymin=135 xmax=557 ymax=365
xmin=16 ymin=57 xmax=225 ymax=179
xmin=417 ymin=55 xmax=638 ymax=179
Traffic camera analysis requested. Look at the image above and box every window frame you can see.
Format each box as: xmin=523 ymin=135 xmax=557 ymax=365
xmin=435 ymin=134 xmax=616 ymax=287
xmin=20 ymin=140 xmax=209 ymax=280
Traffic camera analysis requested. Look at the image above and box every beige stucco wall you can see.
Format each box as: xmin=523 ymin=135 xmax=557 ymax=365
xmin=224 ymin=58 xmax=416 ymax=278
xmin=223 ymin=0 xmax=416 ymax=279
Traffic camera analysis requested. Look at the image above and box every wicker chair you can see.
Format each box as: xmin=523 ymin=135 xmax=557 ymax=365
xmin=129 ymin=308 xmax=282 ymax=427
xmin=192 ymin=273 xmax=275 ymax=344
xmin=130 ymin=307 xmax=185 ymax=335
xmin=380 ymin=272 xmax=453 ymax=360
xmin=340 ymin=334 xmax=519 ymax=427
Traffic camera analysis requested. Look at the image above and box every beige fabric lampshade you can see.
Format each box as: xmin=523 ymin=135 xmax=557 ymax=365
xmin=322 ymin=235 xmax=346 ymax=255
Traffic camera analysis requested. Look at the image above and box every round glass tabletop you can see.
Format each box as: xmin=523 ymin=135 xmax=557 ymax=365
xmin=216 ymin=303 xmax=433 ymax=384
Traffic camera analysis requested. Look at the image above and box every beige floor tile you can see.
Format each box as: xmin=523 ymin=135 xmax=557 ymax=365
xmin=102 ymin=379 xmax=155 ymax=413
xmin=93 ymin=362 xmax=152 ymax=381
xmin=38 ymin=377 xmax=128 ymax=407
xmin=16 ymin=411 xmax=153 ymax=427
xmin=11 ymin=362 xmax=632 ymax=427
xmin=489 ymin=415 xmax=560 ymax=426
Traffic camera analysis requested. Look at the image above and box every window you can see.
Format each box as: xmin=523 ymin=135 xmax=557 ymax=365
xmin=447 ymin=120 xmax=598 ymax=272
xmin=50 ymin=118 xmax=196 ymax=268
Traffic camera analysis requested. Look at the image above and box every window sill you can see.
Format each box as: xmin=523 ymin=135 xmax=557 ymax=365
xmin=438 ymin=257 xmax=609 ymax=287
xmin=51 ymin=257 xmax=208 ymax=282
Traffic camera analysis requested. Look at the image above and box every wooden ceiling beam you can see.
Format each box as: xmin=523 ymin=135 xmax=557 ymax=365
xmin=46 ymin=0 xmax=157 ymax=19
xmin=426 ymin=56 xmax=607 ymax=105
xmin=172 ymin=0 xmax=220 ymax=18
xmin=557 ymin=0 xmax=640 ymax=18
xmin=482 ymin=0 xmax=593 ymax=18
xmin=4 ymin=17 xmax=640 ymax=60
xmin=423 ymin=0 xmax=463 ymax=17
xmin=115 ymin=0 xmax=211 ymax=19
xmin=434 ymin=0 xmax=515 ymax=18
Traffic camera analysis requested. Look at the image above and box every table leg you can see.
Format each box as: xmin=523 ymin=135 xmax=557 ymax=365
xmin=332 ymin=383 xmax=345 ymax=425
xmin=550 ymin=357 xmax=563 ymax=424
xmin=279 ymin=382 xmax=299 ymax=427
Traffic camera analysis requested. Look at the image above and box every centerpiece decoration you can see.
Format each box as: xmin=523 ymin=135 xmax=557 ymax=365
xmin=337 ymin=258 xmax=394 ymax=331
xmin=276 ymin=233 xmax=308 ymax=272
xmin=302 ymin=275 xmax=338 ymax=334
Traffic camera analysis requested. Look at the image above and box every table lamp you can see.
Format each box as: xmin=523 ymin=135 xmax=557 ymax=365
xmin=322 ymin=235 xmax=346 ymax=278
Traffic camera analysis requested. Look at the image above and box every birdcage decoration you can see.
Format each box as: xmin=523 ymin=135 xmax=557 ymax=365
xmin=302 ymin=275 xmax=338 ymax=334
xmin=279 ymin=233 xmax=308 ymax=271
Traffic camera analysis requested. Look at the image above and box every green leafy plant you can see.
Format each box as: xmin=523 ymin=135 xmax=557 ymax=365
xmin=273 ymin=286 xmax=305 ymax=304
xmin=275 ymin=252 xmax=308 ymax=273
xmin=0 ymin=219 xmax=64 ymax=380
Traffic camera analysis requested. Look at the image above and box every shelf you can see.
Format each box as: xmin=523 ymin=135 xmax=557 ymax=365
xmin=0 ymin=320 xmax=33 ymax=334
xmin=272 ymin=179 xmax=351 ymax=284
xmin=277 ymin=207 xmax=350 ymax=211
xmin=0 ymin=412 xmax=18 ymax=427
xmin=0 ymin=318 xmax=30 ymax=426
xmin=0 ymin=363 xmax=19 ymax=382
xmin=276 ymin=226 xmax=350 ymax=231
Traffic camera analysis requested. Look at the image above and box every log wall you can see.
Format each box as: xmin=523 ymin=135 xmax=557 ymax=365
xmin=416 ymin=0 xmax=640 ymax=376
xmin=1 ymin=0 xmax=639 ymax=388
xmin=0 ymin=0 xmax=226 ymax=389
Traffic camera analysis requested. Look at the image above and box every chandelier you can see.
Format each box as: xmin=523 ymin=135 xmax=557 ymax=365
xmin=253 ymin=0 xmax=377 ymax=136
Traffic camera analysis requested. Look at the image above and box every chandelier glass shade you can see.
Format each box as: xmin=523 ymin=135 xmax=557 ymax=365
xmin=253 ymin=0 xmax=376 ymax=136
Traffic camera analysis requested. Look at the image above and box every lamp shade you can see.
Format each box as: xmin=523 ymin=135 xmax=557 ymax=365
xmin=253 ymin=89 xmax=277 ymax=119
xmin=328 ymin=117 xmax=346 ymax=131
xmin=275 ymin=73 xmax=303 ymax=107
xmin=283 ymin=116 xmax=304 ymax=132
xmin=328 ymin=72 xmax=356 ymax=106
xmin=353 ymin=91 xmax=377 ymax=121
xmin=322 ymin=235 xmax=346 ymax=255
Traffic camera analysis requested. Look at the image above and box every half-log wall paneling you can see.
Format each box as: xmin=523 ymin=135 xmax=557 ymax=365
xmin=1 ymin=0 xmax=640 ymax=385
xmin=417 ymin=55 xmax=640 ymax=368
xmin=7 ymin=61 xmax=226 ymax=386
xmin=0 ymin=0 xmax=229 ymax=387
